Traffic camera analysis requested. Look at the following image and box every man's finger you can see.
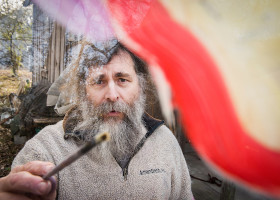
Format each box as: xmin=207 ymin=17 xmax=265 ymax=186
xmin=0 ymin=171 xmax=52 ymax=196
xmin=0 ymin=192 xmax=32 ymax=200
xmin=11 ymin=161 xmax=55 ymax=176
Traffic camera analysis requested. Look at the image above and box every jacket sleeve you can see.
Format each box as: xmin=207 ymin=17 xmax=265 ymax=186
xmin=12 ymin=133 xmax=54 ymax=169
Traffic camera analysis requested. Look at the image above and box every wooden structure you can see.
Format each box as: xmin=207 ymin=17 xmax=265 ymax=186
xmin=30 ymin=3 xmax=52 ymax=84
xmin=43 ymin=22 xmax=66 ymax=83
xmin=24 ymin=2 xmax=72 ymax=85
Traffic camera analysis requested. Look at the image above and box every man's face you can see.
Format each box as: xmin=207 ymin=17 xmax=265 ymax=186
xmin=85 ymin=50 xmax=141 ymax=121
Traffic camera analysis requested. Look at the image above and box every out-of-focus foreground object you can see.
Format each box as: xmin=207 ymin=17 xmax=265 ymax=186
xmin=31 ymin=0 xmax=115 ymax=41
xmin=32 ymin=0 xmax=280 ymax=197
xmin=109 ymin=0 xmax=280 ymax=197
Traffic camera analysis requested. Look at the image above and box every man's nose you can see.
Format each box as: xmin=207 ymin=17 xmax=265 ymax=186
xmin=105 ymin=82 xmax=119 ymax=102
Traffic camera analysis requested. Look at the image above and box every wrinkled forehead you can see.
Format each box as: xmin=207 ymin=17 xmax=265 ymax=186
xmin=87 ymin=50 xmax=136 ymax=79
xmin=78 ymin=40 xmax=137 ymax=79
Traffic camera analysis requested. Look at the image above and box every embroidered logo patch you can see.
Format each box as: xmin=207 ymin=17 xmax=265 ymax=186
xmin=140 ymin=168 xmax=166 ymax=175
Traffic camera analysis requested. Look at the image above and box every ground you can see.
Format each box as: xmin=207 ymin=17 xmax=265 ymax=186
xmin=0 ymin=126 xmax=23 ymax=177
xmin=0 ymin=68 xmax=32 ymax=177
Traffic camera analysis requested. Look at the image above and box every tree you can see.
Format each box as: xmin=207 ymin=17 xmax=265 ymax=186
xmin=0 ymin=0 xmax=32 ymax=75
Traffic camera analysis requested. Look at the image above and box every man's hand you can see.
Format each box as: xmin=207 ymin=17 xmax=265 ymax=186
xmin=0 ymin=161 xmax=57 ymax=200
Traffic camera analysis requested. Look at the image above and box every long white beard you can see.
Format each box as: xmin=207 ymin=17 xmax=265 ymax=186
xmin=75 ymin=91 xmax=146 ymax=161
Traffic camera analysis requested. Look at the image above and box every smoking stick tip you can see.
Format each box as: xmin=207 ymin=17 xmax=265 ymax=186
xmin=95 ymin=132 xmax=110 ymax=143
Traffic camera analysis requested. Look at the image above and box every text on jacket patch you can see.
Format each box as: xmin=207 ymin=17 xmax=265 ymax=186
xmin=140 ymin=168 xmax=166 ymax=175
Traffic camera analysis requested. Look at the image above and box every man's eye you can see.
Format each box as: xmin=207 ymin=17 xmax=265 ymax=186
xmin=119 ymin=78 xmax=127 ymax=83
xmin=95 ymin=80 xmax=104 ymax=85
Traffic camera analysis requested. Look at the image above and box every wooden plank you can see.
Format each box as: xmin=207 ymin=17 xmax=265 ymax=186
xmin=36 ymin=28 xmax=39 ymax=84
xmin=34 ymin=26 xmax=38 ymax=84
xmin=47 ymin=32 xmax=52 ymax=82
xmin=54 ymin=24 xmax=60 ymax=81
xmin=60 ymin=26 xmax=66 ymax=71
xmin=39 ymin=13 xmax=47 ymax=82
xmin=38 ymin=19 xmax=41 ymax=83
xmin=33 ymin=117 xmax=63 ymax=124
xmin=33 ymin=7 xmax=45 ymax=84
xmin=45 ymin=21 xmax=53 ymax=82
xmin=54 ymin=23 xmax=61 ymax=81
xmin=50 ymin=22 xmax=56 ymax=83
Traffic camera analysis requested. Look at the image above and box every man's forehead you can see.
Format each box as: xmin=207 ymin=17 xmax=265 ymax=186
xmin=88 ymin=52 xmax=136 ymax=78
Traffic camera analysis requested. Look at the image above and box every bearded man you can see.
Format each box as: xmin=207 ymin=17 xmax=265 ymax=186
xmin=0 ymin=41 xmax=193 ymax=200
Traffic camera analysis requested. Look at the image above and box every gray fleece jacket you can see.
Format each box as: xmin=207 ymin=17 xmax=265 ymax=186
xmin=12 ymin=113 xmax=194 ymax=200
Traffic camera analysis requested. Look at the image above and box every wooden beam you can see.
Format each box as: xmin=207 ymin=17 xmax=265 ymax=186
xmin=50 ymin=22 xmax=56 ymax=83
xmin=60 ymin=26 xmax=66 ymax=72
xmin=33 ymin=117 xmax=63 ymax=124
xmin=54 ymin=23 xmax=61 ymax=81
xmin=47 ymin=30 xmax=52 ymax=82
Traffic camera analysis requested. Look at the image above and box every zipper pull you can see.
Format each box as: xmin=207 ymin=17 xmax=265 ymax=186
xmin=123 ymin=167 xmax=128 ymax=180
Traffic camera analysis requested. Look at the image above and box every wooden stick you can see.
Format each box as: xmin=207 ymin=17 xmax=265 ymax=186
xmin=43 ymin=132 xmax=110 ymax=180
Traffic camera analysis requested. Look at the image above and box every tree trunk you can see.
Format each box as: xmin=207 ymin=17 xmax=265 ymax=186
xmin=10 ymin=34 xmax=17 ymax=76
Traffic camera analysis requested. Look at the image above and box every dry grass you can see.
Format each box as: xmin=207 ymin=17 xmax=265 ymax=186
xmin=0 ymin=69 xmax=32 ymax=96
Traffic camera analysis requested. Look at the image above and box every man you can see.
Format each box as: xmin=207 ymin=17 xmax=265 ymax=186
xmin=0 ymin=41 xmax=193 ymax=199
